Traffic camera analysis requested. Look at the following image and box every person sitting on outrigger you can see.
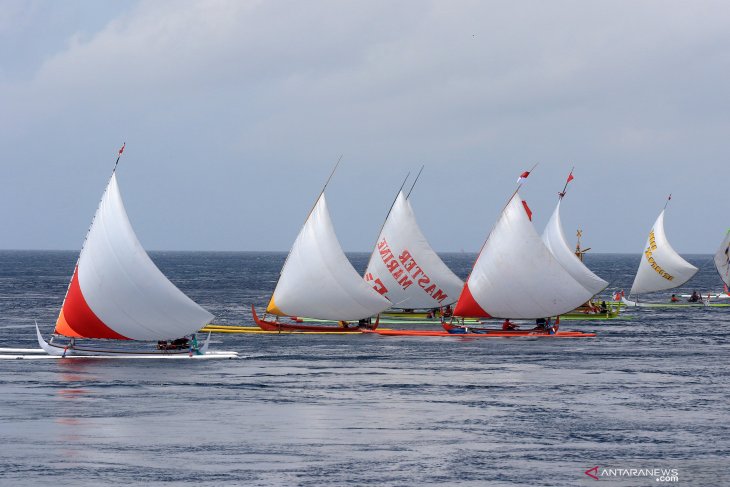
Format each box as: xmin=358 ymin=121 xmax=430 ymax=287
xmin=170 ymin=337 xmax=190 ymax=349
xmin=600 ymin=301 xmax=608 ymax=313
xmin=688 ymin=290 xmax=701 ymax=303
xmin=534 ymin=317 xmax=557 ymax=334
xmin=357 ymin=317 xmax=373 ymax=329
xmin=670 ymin=294 xmax=680 ymax=302
xmin=534 ymin=318 xmax=547 ymax=330
xmin=502 ymin=319 xmax=518 ymax=331
xmin=534 ymin=317 xmax=552 ymax=331
xmin=442 ymin=304 xmax=453 ymax=318
xmin=338 ymin=321 xmax=350 ymax=329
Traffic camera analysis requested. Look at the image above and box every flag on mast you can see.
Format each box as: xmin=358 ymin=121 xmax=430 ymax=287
xmin=118 ymin=143 xmax=125 ymax=156
xmin=516 ymin=170 xmax=530 ymax=184
xmin=566 ymin=170 xmax=574 ymax=184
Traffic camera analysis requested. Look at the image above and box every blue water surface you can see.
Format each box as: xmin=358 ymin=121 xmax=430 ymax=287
xmin=0 ymin=251 xmax=727 ymax=486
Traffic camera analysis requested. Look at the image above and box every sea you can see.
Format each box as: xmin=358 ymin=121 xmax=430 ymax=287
xmin=0 ymin=251 xmax=727 ymax=486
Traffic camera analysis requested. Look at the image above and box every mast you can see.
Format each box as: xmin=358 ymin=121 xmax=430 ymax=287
xmin=406 ymin=165 xmax=424 ymax=199
xmin=363 ymin=172 xmax=411 ymax=274
xmin=54 ymin=143 xmax=126 ymax=333
xmin=264 ymin=154 xmax=344 ymax=310
xmin=558 ymin=166 xmax=574 ymax=200
xmin=468 ymin=164 xmax=539 ymax=275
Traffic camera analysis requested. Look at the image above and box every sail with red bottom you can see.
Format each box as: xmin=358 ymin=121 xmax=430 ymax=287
xmin=54 ymin=172 xmax=214 ymax=341
xmin=452 ymin=191 xmax=595 ymax=320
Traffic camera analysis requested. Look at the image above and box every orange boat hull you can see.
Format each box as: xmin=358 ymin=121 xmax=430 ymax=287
xmin=361 ymin=329 xmax=595 ymax=338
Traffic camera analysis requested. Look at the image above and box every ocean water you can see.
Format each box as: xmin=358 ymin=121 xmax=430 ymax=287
xmin=0 ymin=251 xmax=727 ymax=486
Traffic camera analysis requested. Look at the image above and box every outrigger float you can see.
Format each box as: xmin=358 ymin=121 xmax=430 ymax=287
xmin=26 ymin=145 xmax=237 ymax=360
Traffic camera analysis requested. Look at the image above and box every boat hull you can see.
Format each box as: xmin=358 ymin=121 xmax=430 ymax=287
xmin=251 ymin=305 xmax=371 ymax=333
xmin=33 ymin=323 xmax=234 ymax=358
xmin=362 ymin=329 xmax=595 ymax=338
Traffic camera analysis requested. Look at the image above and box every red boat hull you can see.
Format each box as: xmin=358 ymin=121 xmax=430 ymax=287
xmin=250 ymin=305 xmax=374 ymax=333
xmin=362 ymin=329 xmax=595 ymax=338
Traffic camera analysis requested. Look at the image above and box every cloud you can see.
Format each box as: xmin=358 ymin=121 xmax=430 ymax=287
xmin=1 ymin=1 xmax=730 ymax=252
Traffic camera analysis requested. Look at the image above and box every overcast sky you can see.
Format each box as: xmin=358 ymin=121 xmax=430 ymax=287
xmin=1 ymin=0 xmax=728 ymax=253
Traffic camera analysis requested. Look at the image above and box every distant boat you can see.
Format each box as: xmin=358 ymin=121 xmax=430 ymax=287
xmin=252 ymin=160 xmax=391 ymax=331
xmin=441 ymin=170 xmax=597 ymax=337
xmin=34 ymin=146 xmax=236 ymax=359
xmin=364 ymin=187 xmax=463 ymax=312
xmin=714 ymin=229 xmax=730 ymax=289
xmin=622 ymin=200 xmax=698 ymax=307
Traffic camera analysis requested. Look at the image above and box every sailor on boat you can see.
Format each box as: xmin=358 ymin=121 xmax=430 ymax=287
xmin=670 ymin=294 xmax=680 ymax=302
xmin=533 ymin=318 xmax=558 ymax=334
xmin=688 ymin=291 xmax=701 ymax=303
xmin=502 ymin=319 xmax=518 ymax=331
xmin=442 ymin=304 xmax=453 ymax=318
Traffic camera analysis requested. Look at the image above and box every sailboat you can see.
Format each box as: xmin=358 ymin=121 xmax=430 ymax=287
xmin=622 ymin=197 xmax=698 ymax=307
xmin=542 ymin=170 xmax=612 ymax=317
xmin=366 ymin=169 xmax=596 ymax=337
xmin=32 ymin=145 xmax=237 ymax=359
xmin=714 ymin=230 xmax=730 ymax=290
xmin=251 ymin=160 xmax=392 ymax=332
xmin=363 ymin=171 xmax=464 ymax=317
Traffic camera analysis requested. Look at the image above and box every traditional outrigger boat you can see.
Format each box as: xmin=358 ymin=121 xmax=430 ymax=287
xmin=362 ymin=168 xmax=464 ymax=318
xmin=714 ymin=230 xmax=730 ymax=288
xmin=542 ymin=170 xmax=614 ymax=319
xmin=251 ymin=159 xmax=391 ymax=332
xmin=622 ymin=197 xmax=699 ymax=308
xmin=28 ymin=145 xmax=237 ymax=359
xmin=374 ymin=169 xmax=597 ymax=338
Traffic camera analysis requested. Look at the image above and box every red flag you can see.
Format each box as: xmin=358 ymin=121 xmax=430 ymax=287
xmin=521 ymin=200 xmax=532 ymax=221
xmin=566 ymin=171 xmax=574 ymax=184
xmin=118 ymin=143 xmax=125 ymax=156
xmin=516 ymin=171 xmax=530 ymax=184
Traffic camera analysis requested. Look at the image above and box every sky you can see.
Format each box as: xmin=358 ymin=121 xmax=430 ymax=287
xmin=1 ymin=0 xmax=729 ymax=253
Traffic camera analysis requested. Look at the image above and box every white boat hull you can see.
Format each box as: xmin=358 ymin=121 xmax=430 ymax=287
xmin=28 ymin=323 xmax=238 ymax=359
xmin=0 ymin=352 xmax=238 ymax=360
xmin=622 ymin=296 xmax=712 ymax=308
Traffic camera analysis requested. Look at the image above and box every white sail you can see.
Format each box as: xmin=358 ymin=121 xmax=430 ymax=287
xmin=455 ymin=193 xmax=595 ymax=319
xmin=364 ymin=192 xmax=464 ymax=309
xmin=57 ymin=173 xmax=214 ymax=340
xmin=714 ymin=230 xmax=730 ymax=287
xmin=267 ymin=193 xmax=391 ymax=321
xmin=542 ymin=199 xmax=608 ymax=296
xmin=629 ymin=210 xmax=698 ymax=295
